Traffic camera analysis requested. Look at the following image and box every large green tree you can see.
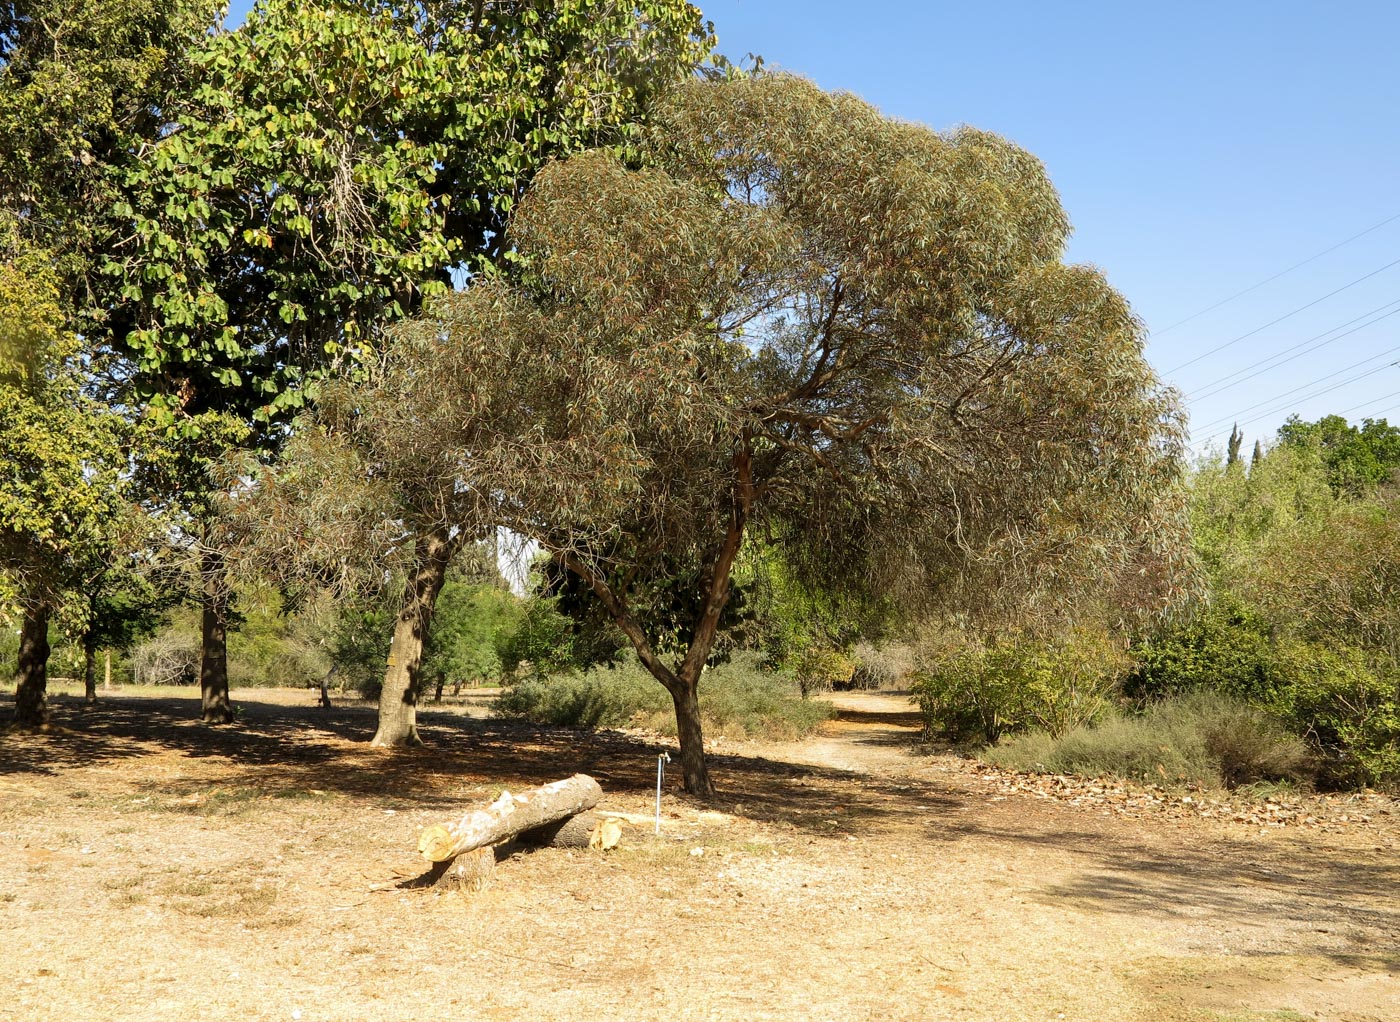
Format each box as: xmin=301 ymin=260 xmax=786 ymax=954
xmin=1276 ymin=413 xmax=1400 ymax=496
xmin=102 ymin=0 xmax=717 ymax=724
xmin=0 ymin=0 xmax=215 ymax=313
xmin=281 ymin=74 xmax=1192 ymax=792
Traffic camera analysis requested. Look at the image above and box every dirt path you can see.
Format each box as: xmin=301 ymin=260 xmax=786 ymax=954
xmin=2 ymin=687 xmax=1397 ymax=1021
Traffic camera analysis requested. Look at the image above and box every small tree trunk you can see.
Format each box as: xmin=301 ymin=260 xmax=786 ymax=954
xmin=371 ymin=528 xmax=454 ymax=748
xmin=13 ymin=604 xmax=51 ymax=727
xmin=83 ymin=641 xmax=98 ymax=705
xmin=103 ymin=650 xmax=112 ymax=690
xmin=199 ymin=548 xmax=234 ymax=724
xmin=669 ymin=679 xmax=714 ymax=797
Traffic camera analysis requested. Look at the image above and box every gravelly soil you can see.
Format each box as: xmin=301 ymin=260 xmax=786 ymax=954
xmin=1 ymin=686 xmax=1396 ymax=1022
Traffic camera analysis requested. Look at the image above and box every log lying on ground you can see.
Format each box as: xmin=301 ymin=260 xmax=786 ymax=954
xmin=516 ymin=812 xmax=623 ymax=851
xmin=417 ymin=774 xmax=603 ymax=863
xmin=517 ymin=811 xmax=602 ymax=849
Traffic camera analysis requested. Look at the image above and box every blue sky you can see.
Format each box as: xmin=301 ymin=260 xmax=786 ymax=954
xmin=226 ymin=1 xmax=1400 ymax=452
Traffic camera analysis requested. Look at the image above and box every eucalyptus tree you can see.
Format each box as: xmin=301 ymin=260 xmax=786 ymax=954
xmin=102 ymin=0 xmax=717 ymax=722
xmin=265 ymin=74 xmax=1193 ymax=788
xmin=482 ymin=75 xmax=1195 ymax=793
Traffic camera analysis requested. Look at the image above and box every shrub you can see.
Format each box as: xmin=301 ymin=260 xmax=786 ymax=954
xmin=847 ymin=641 xmax=914 ymax=690
xmin=1127 ymin=601 xmax=1281 ymax=704
xmin=494 ymin=651 xmax=834 ymax=740
xmin=986 ymin=692 xmax=1314 ymax=789
xmin=1271 ymin=641 xmax=1400 ymax=788
xmin=129 ymin=630 xmax=201 ymax=686
xmin=913 ymin=626 xmax=1127 ymax=743
xmin=1131 ymin=610 xmax=1400 ymax=789
xmin=792 ymin=647 xmax=854 ymax=699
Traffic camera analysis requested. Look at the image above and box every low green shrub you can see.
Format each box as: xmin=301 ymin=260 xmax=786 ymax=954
xmin=1132 ymin=610 xmax=1400 ymax=789
xmin=494 ymin=651 xmax=834 ymax=740
xmin=986 ymin=691 xmax=1314 ymax=789
xmin=1270 ymin=641 xmax=1400 ymax=788
xmin=1127 ymin=600 xmax=1282 ymax=704
xmin=913 ymin=627 xmax=1127 ymax=744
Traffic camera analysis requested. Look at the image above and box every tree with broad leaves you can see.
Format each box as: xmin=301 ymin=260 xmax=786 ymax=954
xmin=0 ymin=245 xmax=134 ymax=726
xmin=246 ymin=74 xmax=1195 ymax=792
xmin=99 ymin=0 xmax=718 ymax=724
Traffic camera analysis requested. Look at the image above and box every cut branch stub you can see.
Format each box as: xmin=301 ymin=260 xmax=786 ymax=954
xmin=417 ymin=774 xmax=603 ymax=863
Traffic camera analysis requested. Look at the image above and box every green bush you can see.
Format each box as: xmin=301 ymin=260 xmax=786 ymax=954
xmin=792 ymin=647 xmax=854 ymax=698
xmin=494 ymin=652 xmax=834 ymax=740
xmin=986 ymin=692 xmax=1314 ymax=789
xmin=1128 ymin=601 xmax=1281 ymax=704
xmin=1270 ymin=641 xmax=1400 ymax=788
xmin=1131 ymin=610 xmax=1400 ymax=788
xmin=913 ymin=627 xmax=1126 ymax=744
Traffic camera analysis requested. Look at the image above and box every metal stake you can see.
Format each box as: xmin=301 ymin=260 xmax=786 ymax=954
xmin=656 ymin=752 xmax=670 ymax=835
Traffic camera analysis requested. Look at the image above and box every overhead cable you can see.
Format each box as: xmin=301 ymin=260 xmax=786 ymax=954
xmin=1153 ymin=211 xmax=1400 ymax=337
xmin=1187 ymin=299 xmax=1400 ymax=403
xmin=1163 ymin=255 xmax=1400 ymax=375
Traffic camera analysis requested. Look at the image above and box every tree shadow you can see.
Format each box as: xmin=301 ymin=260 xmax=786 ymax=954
xmin=1 ymin=689 xmax=963 ymax=832
xmin=926 ymin=817 xmax=1400 ymax=963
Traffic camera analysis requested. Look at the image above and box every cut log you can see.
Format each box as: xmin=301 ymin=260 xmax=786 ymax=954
xmin=428 ymin=846 xmax=495 ymax=892
xmin=417 ymin=774 xmax=603 ymax=863
xmin=589 ymin=818 xmax=623 ymax=852
xmin=517 ymin=812 xmax=603 ymax=849
xmin=516 ymin=812 xmax=624 ymax=850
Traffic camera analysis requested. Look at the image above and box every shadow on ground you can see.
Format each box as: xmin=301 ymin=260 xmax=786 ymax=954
xmin=7 ymin=688 xmax=1397 ymax=969
xmin=933 ymin=815 xmax=1400 ymax=962
xmin=1 ymin=691 xmax=958 ymax=830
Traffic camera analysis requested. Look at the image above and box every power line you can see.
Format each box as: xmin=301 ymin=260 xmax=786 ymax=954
xmin=1162 ymin=255 xmax=1400 ymax=375
xmin=1194 ymin=348 xmax=1400 ymax=435
xmin=1193 ymin=362 xmax=1400 ymax=446
xmin=1153 ymin=210 xmax=1400 ymax=336
xmin=1187 ymin=299 xmax=1400 ymax=403
xmin=1331 ymin=391 xmax=1400 ymax=421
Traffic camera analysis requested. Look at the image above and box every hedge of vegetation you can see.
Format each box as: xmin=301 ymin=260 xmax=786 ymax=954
xmin=494 ymin=652 xmax=835 ymax=741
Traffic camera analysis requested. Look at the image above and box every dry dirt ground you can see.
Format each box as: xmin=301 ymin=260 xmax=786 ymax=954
xmin=1 ymin=686 xmax=1396 ymax=1022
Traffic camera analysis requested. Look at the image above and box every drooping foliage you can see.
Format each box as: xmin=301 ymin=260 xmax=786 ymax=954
xmin=324 ymin=73 xmax=1192 ymax=792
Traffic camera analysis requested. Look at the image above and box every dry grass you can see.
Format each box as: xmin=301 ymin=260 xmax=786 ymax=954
xmin=1 ymin=686 xmax=1396 ymax=1021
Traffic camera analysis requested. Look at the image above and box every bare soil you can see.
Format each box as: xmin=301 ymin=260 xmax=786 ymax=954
xmin=2 ymin=686 xmax=1396 ymax=1022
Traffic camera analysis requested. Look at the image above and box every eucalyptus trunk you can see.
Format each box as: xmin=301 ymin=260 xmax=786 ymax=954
xmin=199 ymin=548 xmax=234 ymax=724
xmin=83 ymin=640 xmax=98 ymax=705
xmin=667 ymin=675 xmax=714 ymax=797
xmin=13 ymin=604 xmax=51 ymax=727
xmin=371 ymin=528 xmax=454 ymax=748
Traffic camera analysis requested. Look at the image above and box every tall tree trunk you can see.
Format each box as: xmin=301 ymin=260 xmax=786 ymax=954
xmin=668 ymin=677 xmax=714 ymax=797
xmin=371 ymin=528 xmax=455 ymax=748
xmin=13 ymin=604 xmax=51 ymax=727
xmin=199 ymin=548 xmax=234 ymax=724
xmin=83 ymin=640 xmax=98 ymax=705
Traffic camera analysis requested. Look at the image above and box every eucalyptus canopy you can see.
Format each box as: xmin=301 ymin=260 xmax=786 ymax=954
xmin=258 ymin=74 xmax=1193 ymax=792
